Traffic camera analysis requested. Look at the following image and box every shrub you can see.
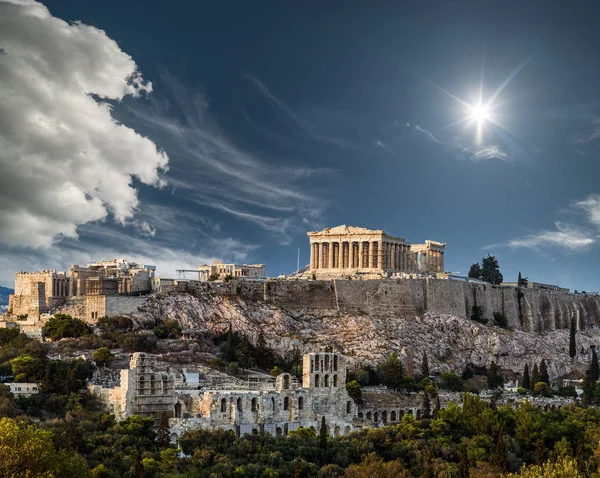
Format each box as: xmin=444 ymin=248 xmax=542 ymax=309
xmin=153 ymin=319 xmax=182 ymax=339
xmin=493 ymin=312 xmax=509 ymax=329
xmin=440 ymin=372 xmax=465 ymax=392
xmin=517 ymin=387 xmax=528 ymax=396
xmin=470 ymin=306 xmax=487 ymax=324
xmin=97 ymin=316 xmax=133 ymax=333
xmin=44 ymin=314 xmax=90 ymax=341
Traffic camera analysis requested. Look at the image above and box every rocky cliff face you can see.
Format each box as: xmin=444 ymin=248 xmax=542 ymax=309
xmin=137 ymin=280 xmax=600 ymax=381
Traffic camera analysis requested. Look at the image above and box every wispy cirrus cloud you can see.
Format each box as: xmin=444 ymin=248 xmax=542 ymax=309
xmin=124 ymin=71 xmax=335 ymax=245
xmin=410 ymin=124 xmax=513 ymax=162
xmin=246 ymin=75 xmax=356 ymax=149
xmin=491 ymin=194 xmax=600 ymax=253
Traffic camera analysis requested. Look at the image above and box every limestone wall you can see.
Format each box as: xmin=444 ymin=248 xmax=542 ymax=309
xmin=178 ymin=279 xmax=600 ymax=333
xmin=84 ymin=295 xmax=148 ymax=322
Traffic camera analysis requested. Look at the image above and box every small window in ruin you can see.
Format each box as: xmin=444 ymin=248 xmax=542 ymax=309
xmin=324 ymin=374 xmax=329 ymax=387
xmin=283 ymin=375 xmax=290 ymax=390
xmin=314 ymin=374 xmax=320 ymax=388
xmin=237 ymin=397 xmax=243 ymax=412
xmin=298 ymin=397 xmax=304 ymax=410
xmin=333 ymin=355 xmax=338 ymax=371
xmin=374 ymin=412 xmax=379 ymax=422
xmin=221 ymin=398 xmax=227 ymax=413
xmin=333 ymin=375 xmax=338 ymax=387
xmin=366 ymin=412 xmax=372 ymax=420
xmin=284 ymin=397 xmax=289 ymax=410
xmin=139 ymin=376 xmax=145 ymax=395
xmin=346 ymin=401 xmax=352 ymax=414
xmin=324 ymin=355 xmax=330 ymax=371
xmin=251 ymin=397 xmax=257 ymax=412
xmin=315 ymin=355 xmax=320 ymax=370
xmin=382 ymin=411 xmax=387 ymax=423
xmin=271 ymin=397 xmax=275 ymax=410
xmin=391 ymin=411 xmax=397 ymax=421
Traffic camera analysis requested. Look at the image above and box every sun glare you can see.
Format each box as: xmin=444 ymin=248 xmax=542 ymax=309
xmin=470 ymin=103 xmax=490 ymax=122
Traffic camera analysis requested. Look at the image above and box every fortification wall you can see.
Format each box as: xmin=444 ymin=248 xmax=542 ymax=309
xmin=171 ymin=279 xmax=600 ymax=333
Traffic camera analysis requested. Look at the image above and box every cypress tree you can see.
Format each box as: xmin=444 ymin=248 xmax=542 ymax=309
xmin=531 ymin=362 xmax=540 ymax=387
xmin=434 ymin=393 xmax=441 ymax=419
xmin=523 ymin=363 xmax=531 ymax=390
xmin=226 ymin=324 xmax=235 ymax=363
xmin=421 ymin=351 xmax=430 ymax=379
xmin=591 ymin=346 xmax=600 ymax=383
xmin=422 ymin=389 xmax=431 ymax=419
xmin=539 ymin=359 xmax=550 ymax=385
xmin=569 ymin=317 xmax=577 ymax=360
xmin=319 ymin=416 xmax=327 ymax=450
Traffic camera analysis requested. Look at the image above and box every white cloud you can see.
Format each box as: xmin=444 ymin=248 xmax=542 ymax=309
xmin=0 ymin=0 xmax=168 ymax=248
xmin=469 ymin=145 xmax=513 ymax=162
xmin=506 ymin=222 xmax=595 ymax=251
xmin=574 ymin=194 xmax=600 ymax=226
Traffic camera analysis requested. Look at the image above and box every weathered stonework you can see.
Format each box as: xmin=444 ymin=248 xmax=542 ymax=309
xmin=91 ymin=351 xmax=357 ymax=440
xmin=307 ymin=225 xmax=445 ymax=278
xmin=8 ymin=270 xmax=69 ymax=318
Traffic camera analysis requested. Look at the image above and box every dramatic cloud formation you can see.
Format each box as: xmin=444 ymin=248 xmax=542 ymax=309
xmin=0 ymin=0 xmax=168 ymax=248
xmin=124 ymin=72 xmax=333 ymax=244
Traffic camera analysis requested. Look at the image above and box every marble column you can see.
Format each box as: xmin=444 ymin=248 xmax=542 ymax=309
xmin=359 ymin=242 xmax=364 ymax=268
xmin=317 ymin=243 xmax=323 ymax=269
xmin=338 ymin=241 xmax=344 ymax=269
xmin=328 ymin=242 xmax=334 ymax=269
xmin=377 ymin=241 xmax=384 ymax=269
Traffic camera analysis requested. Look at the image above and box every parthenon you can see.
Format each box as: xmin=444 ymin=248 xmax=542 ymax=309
xmin=307 ymin=225 xmax=445 ymax=277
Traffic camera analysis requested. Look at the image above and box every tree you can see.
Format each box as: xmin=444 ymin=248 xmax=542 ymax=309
xmin=0 ymin=417 xmax=89 ymax=477
xmin=569 ymin=317 xmax=577 ymax=360
xmin=539 ymin=359 xmax=550 ymax=385
xmin=591 ymin=346 xmax=600 ymax=383
xmin=480 ymin=254 xmax=503 ymax=285
xmin=487 ymin=361 xmax=504 ymax=389
xmin=531 ymin=362 xmax=540 ymax=387
xmin=346 ymin=380 xmax=362 ymax=404
xmin=421 ymin=352 xmax=430 ymax=379
xmin=156 ymin=412 xmax=171 ymax=447
xmin=270 ymin=365 xmax=284 ymax=377
xmin=319 ymin=416 xmax=327 ymax=450
xmin=440 ymin=372 xmax=465 ymax=392
xmin=523 ymin=363 xmax=531 ymax=390
xmin=377 ymin=352 xmax=405 ymax=391
xmin=93 ymin=347 xmax=114 ymax=367
xmin=44 ymin=314 xmax=90 ymax=341
xmin=468 ymin=263 xmax=482 ymax=279
xmin=422 ymin=389 xmax=431 ymax=419
xmin=518 ymin=272 xmax=528 ymax=287
xmin=226 ymin=324 xmax=235 ymax=363
xmin=504 ymin=457 xmax=580 ymax=478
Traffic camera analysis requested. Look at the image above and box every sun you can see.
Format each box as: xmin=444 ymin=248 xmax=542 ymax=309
xmin=469 ymin=103 xmax=490 ymax=123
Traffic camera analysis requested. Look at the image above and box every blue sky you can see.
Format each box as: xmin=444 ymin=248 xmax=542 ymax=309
xmin=1 ymin=0 xmax=600 ymax=292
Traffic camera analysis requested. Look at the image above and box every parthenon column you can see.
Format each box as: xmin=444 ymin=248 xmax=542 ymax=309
xmin=338 ymin=241 xmax=344 ymax=269
xmin=317 ymin=243 xmax=323 ymax=269
xmin=328 ymin=242 xmax=334 ymax=269
xmin=377 ymin=241 xmax=383 ymax=269
xmin=358 ymin=241 xmax=364 ymax=268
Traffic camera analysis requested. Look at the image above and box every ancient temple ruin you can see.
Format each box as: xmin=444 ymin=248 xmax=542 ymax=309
xmin=307 ymin=225 xmax=445 ymax=278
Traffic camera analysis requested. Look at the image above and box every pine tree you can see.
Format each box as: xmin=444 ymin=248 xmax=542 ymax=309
xmin=531 ymin=362 xmax=540 ymax=386
xmin=539 ymin=359 xmax=550 ymax=385
xmin=434 ymin=393 xmax=441 ymax=419
xmin=422 ymin=389 xmax=431 ymax=419
xmin=569 ymin=317 xmax=577 ymax=360
xmin=319 ymin=416 xmax=327 ymax=450
xmin=421 ymin=352 xmax=430 ymax=379
xmin=523 ymin=363 xmax=531 ymax=390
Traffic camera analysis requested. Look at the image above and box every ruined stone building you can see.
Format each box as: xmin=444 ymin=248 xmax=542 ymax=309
xmin=307 ymin=225 xmax=445 ymax=278
xmin=197 ymin=260 xmax=266 ymax=281
xmin=6 ymin=258 xmax=155 ymax=321
xmin=8 ymin=270 xmax=70 ymax=318
xmin=91 ymin=351 xmax=359 ymax=440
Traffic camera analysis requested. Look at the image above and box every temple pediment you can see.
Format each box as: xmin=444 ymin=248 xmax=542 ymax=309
xmin=308 ymin=225 xmax=383 ymax=236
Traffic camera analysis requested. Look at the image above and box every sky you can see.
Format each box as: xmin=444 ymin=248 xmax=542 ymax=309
xmin=1 ymin=0 xmax=600 ymax=292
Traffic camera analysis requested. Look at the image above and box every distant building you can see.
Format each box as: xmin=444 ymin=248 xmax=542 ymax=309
xmin=501 ymin=281 xmax=570 ymax=293
xmin=5 ymin=383 xmax=39 ymax=398
xmin=197 ymin=261 xmax=266 ymax=281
